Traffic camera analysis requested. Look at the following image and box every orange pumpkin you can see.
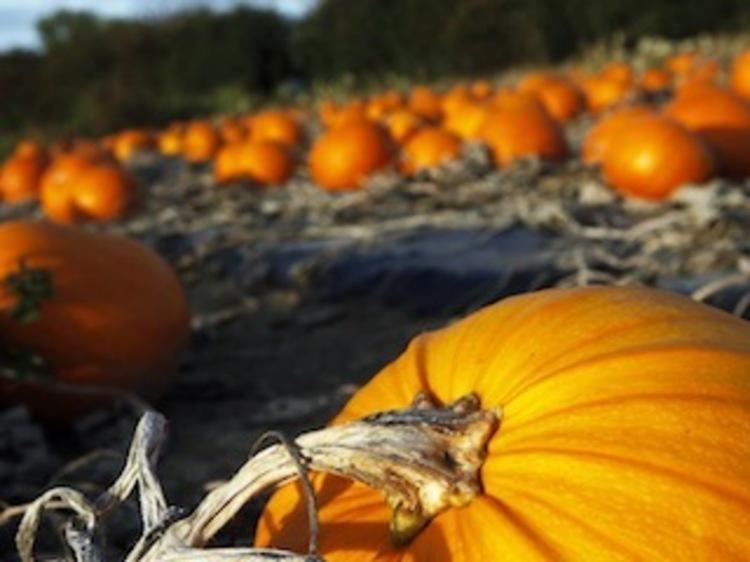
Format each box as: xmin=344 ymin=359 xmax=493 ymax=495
xmin=235 ymin=140 xmax=295 ymax=186
xmin=401 ymin=127 xmax=462 ymax=174
xmin=470 ymin=79 xmax=493 ymax=100
xmin=213 ymin=142 xmax=245 ymax=184
xmin=519 ymin=74 xmax=584 ymax=122
xmin=582 ymin=105 xmax=656 ymax=164
xmin=250 ymin=111 xmax=301 ymax=147
xmin=218 ymin=119 xmax=247 ymax=145
xmin=72 ymin=164 xmax=134 ymax=221
xmin=381 ymin=90 xmax=405 ymax=110
xmin=602 ymin=114 xmax=715 ymax=199
xmin=491 ymin=89 xmax=547 ymax=114
xmin=69 ymin=139 xmax=113 ymax=162
xmin=158 ymin=125 xmax=184 ymax=157
xmin=443 ymin=101 xmax=489 ymax=140
xmin=182 ymin=120 xmax=221 ymax=163
xmin=664 ymin=86 xmax=750 ymax=178
xmin=258 ymin=285 xmax=750 ymax=561
xmin=367 ymin=93 xmax=403 ymax=122
xmin=681 ymin=57 xmax=720 ymax=83
xmin=640 ymin=67 xmax=673 ymax=92
xmin=40 ymin=161 xmax=134 ymax=223
xmin=309 ymin=121 xmax=393 ymax=191
xmin=601 ymin=61 xmax=634 ymax=85
xmin=0 ymin=154 xmax=47 ymax=203
xmin=480 ymin=105 xmax=568 ymax=167
xmin=408 ymin=86 xmax=443 ymax=121
xmin=321 ymin=100 xmax=369 ymax=129
xmin=384 ymin=109 xmax=425 ymax=145
xmin=40 ymin=153 xmax=99 ymax=223
xmin=730 ymin=50 xmax=750 ymax=100
xmin=113 ymin=129 xmax=153 ymax=162
xmin=0 ymin=221 xmax=190 ymax=422
xmin=666 ymin=52 xmax=699 ymax=76
xmin=13 ymin=140 xmax=46 ymax=160
xmin=441 ymin=86 xmax=474 ymax=117
xmin=581 ymin=74 xmax=632 ymax=114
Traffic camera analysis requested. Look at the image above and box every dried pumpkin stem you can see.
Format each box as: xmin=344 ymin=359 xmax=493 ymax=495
xmin=168 ymin=392 xmax=499 ymax=549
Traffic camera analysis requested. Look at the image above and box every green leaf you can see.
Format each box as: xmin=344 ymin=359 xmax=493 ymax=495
xmin=4 ymin=258 xmax=55 ymax=325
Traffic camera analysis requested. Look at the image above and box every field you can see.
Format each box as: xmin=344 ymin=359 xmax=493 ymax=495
xmin=3 ymin=32 xmax=750 ymax=561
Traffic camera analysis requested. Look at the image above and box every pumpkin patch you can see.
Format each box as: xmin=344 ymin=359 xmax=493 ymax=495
xmin=5 ymin=15 xmax=750 ymax=562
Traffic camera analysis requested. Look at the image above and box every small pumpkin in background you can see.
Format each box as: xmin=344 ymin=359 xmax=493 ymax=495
xmin=480 ymin=104 xmax=568 ymax=167
xmin=182 ymin=120 xmax=221 ymax=164
xmin=213 ymin=142 xmax=245 ymax=184
xmin=233 ymin=141 xmax=294 ymax=186
xmin=664 ymin=85 xmax=750 ymax=179
xmin=158 ymin=124 xmax=185 ymax=157
xmin=581 ymin=73 xmax=633 ymax=113
xmin=367 ymin=92 xmax=403 ymax=122
xmin=640 ymin=67 xmax=673 ymax=92
xmin=249 ymin=110 xmax=301 ymax=147
xmin=309 ymin=120 xmax=393 ymax=191
xmin=401 ymin=127 xmax=462 ymax=175
xmin=677 ymin=57 xmax=721 ymax=91
xmin=730 ymin=50 xmax=750 ymax=100
xmin=408 ymin=86 xmax=443 ymax=121
xmin=601 ymin=60 xmax=635 ymax=85
xmin=383 ymin=109 xmax=425 ymax=145
xmin=69 ymin=139 xmax=113 ymax=162
xmin=519 ymin=73 xmax=585 ymax=122
xmin=258 ymin=285 xmax=750 ymax=561
xmin=40 ymin=153 xmax=100 ymax=223
xmin=491 ymin=89 xmax=547 ymax=114
xmin=441 ymin=85 xmax=474 ymax=117
xmin=665 ymin=51 xmax=700 ymax=77
xmin=219 ymin=118 xmax=248 ymax=145
xmin=470 ymin=79 xmax=493 ymax=100
xmin=72 ymin=164 xmax=135 ymax=221
xmin=0 ymin=153 xmax=48 ymax=203
xmin=13 ymin=140 xmax=46 ymax=160
xmin=602 ymin=114 xmax=715 ymax=199
xmin=113 ymin=129 xmax=153 ymax=162
xmin=443 ymin=101 xmax=489 ymax=140
xmin=0 ymin=221 xmax=190 ymax=423
xmin=40 ymin=158 xmax=135 ymax=224
xmin=320 ymin=99 xmax=369 ymax=129
xmin=582 ymin=104 xmax=656 ymax=164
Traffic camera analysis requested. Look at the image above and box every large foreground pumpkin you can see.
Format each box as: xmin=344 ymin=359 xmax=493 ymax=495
xmin=0 ymin=221 xmax=190 ymax=421
xmin=258 ymin=286 xmax=750 ymax=561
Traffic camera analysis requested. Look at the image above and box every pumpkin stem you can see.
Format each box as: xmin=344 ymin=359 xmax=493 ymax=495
xmin=176 ymin=392 xmax=500 ymax=548
xmin=4 ymin=258 xmax=54 ymax=325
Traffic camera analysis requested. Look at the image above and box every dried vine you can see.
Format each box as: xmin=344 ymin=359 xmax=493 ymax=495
xmin=12 ymin=393 xmax=499 ymax=561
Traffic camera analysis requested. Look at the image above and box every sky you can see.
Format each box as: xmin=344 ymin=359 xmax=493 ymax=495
xmin=0 ymin=0 xmax=316 ymax=51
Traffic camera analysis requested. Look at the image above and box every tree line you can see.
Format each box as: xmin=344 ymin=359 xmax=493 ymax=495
xmin=3 ymin=0 xmax=750 ymax=142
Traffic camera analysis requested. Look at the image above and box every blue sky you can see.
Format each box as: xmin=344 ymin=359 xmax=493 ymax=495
xmin=0 ymin=0 xmax=316 ymax=51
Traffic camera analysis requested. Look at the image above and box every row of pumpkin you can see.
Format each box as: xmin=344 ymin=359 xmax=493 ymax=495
xmin=3 ymin=49 xmax=750 ymax=222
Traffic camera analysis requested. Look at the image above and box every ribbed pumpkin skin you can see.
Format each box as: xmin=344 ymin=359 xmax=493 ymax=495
xmin=0 ymin=221 xmax=190 ymax=421
xmin=257 ymin=286 xmax=750 ymax=561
